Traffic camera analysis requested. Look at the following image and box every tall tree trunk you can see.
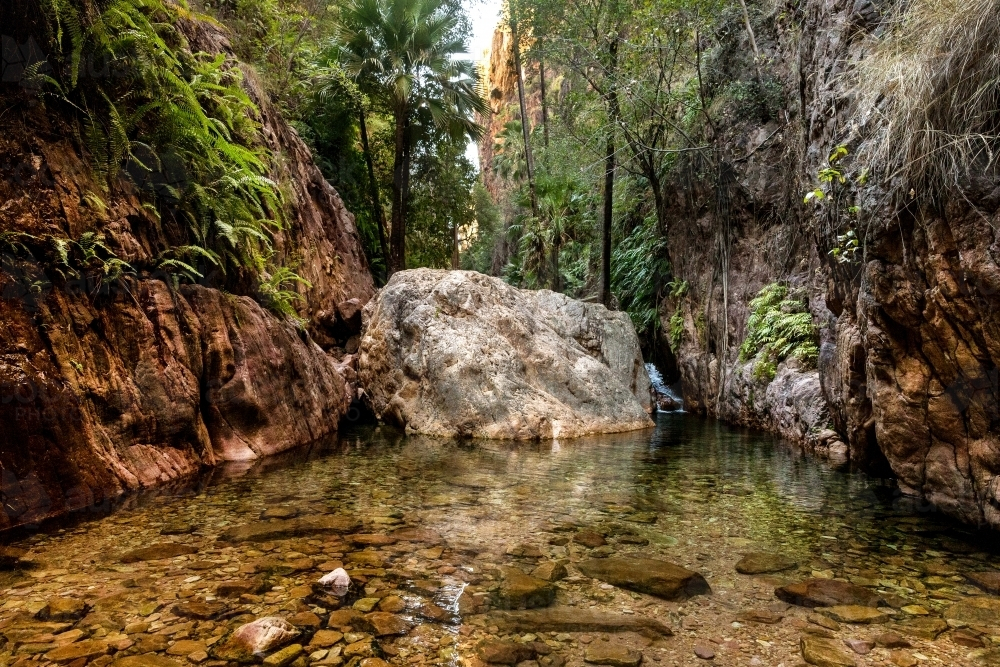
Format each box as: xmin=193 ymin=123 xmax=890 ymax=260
xmin=600 ymin=36 xmax=620 ymax=307
xmin=509 ymin=8 xmax=539 ymax=218
xmin=359 ymin=109 xmax=388 ymax=270
xmin=550 ymin=219 xmax=560 ymax=292
xmin=736 ymin=0 xmax=762 ymax=82
xmin=539 ymin=50 xmax=549 ymax=148
xmin=452 ymin=219 xmax=460 ymax=268
xmin=402 ymin=113 xmax=412 ymax=235
xmin=601 ymin=137 xmax=614 ymax=307
xmin=389 ymin=107 xmax=407 ymax=275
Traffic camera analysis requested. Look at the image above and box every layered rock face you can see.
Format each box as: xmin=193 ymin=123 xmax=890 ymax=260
xmin=358 ymin=270 xmax=653 ymax=439
xmin=653 ymin=0 xmax=1000 ymax=528
xmin=0 ymin=17 xmax=374 ymax=529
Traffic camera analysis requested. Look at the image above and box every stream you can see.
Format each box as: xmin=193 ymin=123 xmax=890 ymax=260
xmin=1 ymin=414 xmax=999 ymax=667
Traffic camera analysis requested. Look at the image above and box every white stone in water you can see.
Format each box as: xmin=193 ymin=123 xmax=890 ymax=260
xmin=318 ymin=567 xmax=351 ymax=595
xmin=233 ymin=616 xmax=300 ymax=655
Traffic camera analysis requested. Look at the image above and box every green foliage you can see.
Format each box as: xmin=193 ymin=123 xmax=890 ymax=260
xmin=0 ymin=230 xmax=134 ymax=297
xmin=36 ymin=0 xmax=311 ymax=316
xmin=829 ymin=229 xmax=859 ymax=264
xmin=461 ymin=182 xmax=502 ymax=274
xmin=669 ymin=310 xmax=685 ymax=353
xmin=406 ymin=138 xmax=477 ymax=269
xmin=804 ymin=145 xmax=850 ymax=203
xmin=665 ymin=279 xmax=689 ymax=353
xmin=258 ymin=265 xmax=311 ymax=322
xmin=739 ymin=283 xmax=819 ymax=381
xmin=724 ymin=73 xmax=785 ymax=124
xmin=612 ymin=220 xmax=670 ymax=336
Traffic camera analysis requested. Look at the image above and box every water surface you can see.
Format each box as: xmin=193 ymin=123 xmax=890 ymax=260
xmin=2 ymin=413 xmax=998 ymax=666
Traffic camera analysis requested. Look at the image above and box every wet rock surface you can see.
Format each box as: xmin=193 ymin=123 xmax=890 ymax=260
xmin=734 ymin=552 xmax=798 ymax=575
xmin=577 ymin=557 xmax=711 ymax=600
xmin=0 ymin=415 xmax=998 ymax=667
xmin=776 ymin=578 xmax=883 ymax=608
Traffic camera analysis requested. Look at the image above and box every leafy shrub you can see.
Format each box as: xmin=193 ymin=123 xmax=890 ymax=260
xmin=0 ymin=231 xmax=134 ymax=298
xmin=725 ymin=73 xmax=785 ymax=124
xmin=738 ymin=283 xmax=819 ymax=381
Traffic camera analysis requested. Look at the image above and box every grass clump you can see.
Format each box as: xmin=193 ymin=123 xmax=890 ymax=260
xmin=739 ymin=283 xmax=818 ymax=381
xmin=853 ymin=0 xmax=1000 ymax=207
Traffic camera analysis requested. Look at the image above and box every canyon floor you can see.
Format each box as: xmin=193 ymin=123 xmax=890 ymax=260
xmin=1 ymin=415 xmax=999 ymax=667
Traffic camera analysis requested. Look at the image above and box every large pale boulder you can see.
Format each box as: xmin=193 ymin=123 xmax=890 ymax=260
xmin=358 ymin=270 xmax=653 ymax=439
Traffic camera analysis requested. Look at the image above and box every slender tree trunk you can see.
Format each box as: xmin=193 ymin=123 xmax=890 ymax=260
xmin=390 ymin=107 xmax=407 ymax=275
xmin=550 ymin=220 xmax=560 ymax=292
xmin=737 ymin=0 xmax=762 ymax=82
xmin=402 ymin=113 xmax=411 ymax=260
xmin=600 ymin=36 xmax=620 ymax=307
xmin=509 ymin=8 xmax=538 ymax=218
xmin=452 ymin=220 xmax=460 ymax=268
xmin=539 ymin=50 xmax=549 ymax=148
xmin=359 ymin=109 xmax=388 ymax=269
xmin=601 ymin=137 xmax=614 ymax=307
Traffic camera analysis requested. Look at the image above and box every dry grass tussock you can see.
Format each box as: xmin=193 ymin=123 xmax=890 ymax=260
xmin=853 ymin=0 xmax=1000 ymax=207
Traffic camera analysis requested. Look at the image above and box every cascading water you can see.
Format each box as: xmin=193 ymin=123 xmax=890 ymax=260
xmin=646 ymin=362 xmax=684 ymax=412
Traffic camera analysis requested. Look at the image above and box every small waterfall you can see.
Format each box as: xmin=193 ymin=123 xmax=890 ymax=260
xmin=646 ymin=363 xmax=684 ymax=412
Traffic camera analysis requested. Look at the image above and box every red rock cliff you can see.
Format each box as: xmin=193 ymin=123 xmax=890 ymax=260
xmin=0 ymin=16 xmax=374 ymax=530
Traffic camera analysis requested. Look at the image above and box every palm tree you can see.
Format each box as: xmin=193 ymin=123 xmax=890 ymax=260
xmin=336 ymin=0 xmax=487 ymax=274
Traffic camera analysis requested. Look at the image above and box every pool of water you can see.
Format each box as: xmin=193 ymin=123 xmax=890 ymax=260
xmin=1 ymin=413 xmax=999 ymax=667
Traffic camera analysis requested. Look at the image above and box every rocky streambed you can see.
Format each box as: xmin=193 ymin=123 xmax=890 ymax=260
xmin=1 ymin=414 xmax=999 ymax=667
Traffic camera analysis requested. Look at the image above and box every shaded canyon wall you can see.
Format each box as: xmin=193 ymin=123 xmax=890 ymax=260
xmin=0 ymin=12 xmax=375 ymax=530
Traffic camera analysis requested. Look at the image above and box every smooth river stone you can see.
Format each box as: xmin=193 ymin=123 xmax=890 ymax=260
xmin=735 ymin=552 xmax=798 ymax=575
xmin=211 ymin=616 xmax=300 ymax=661
xmin=357 ymin=612 xmax=411 ymax=636
xmin=488 ymin=607 xmax=673 ymax=638
xmin=218 ymin=515 xmax=361 ymax=542
xmin=113 ymin=657 xmax=184 ymax=667
xmin=494 ymin=566 xmax=556 ymax=609
xmin=119 ymin=543 xmax=198 ymax=563
xmin=800 ymin=636 xmax=856 ymax=667
xmin=583 ymin=644 xmax=643 ymax=667
xmin=172 ymin=601 xmax=227 ymax=620
xmin=776 ymin=578 xmax=882 ymax=608
xmin=736 ymin=608 xmax=785 ymax=624
xmin=819 ymin=605 xmax=891 ymax=624
xmin=965 ymin=571 xmax=1000 ymax=595
xmin=578 ymin=557 xmax=711 ymax=601
xmin=0 ymin=546 xmax=29 ymax=569
xmin=477 ymin=640 xmax=537 ymax=665
xmin=532 ymin=560 xmax=569 ymax=582
xmin=945 ymin=596 xmax=1000 ymax=625
xmin=892 ymin=617 xmax=949 ymax=640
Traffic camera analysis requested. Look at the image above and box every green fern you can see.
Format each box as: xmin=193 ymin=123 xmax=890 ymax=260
xmin=739 ymin=283 xmax=819 ymax=382
xmin=37 ymin=0 xmax=286 ymax=290
xmin=611 ymin=218 xmax=671 ymax=336
xmin=258 ymin=266 xmax=312 ymax=322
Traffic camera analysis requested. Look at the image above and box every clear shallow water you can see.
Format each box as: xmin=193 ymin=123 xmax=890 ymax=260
xmin=2 ymin=413 xmax=999 ymax=666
